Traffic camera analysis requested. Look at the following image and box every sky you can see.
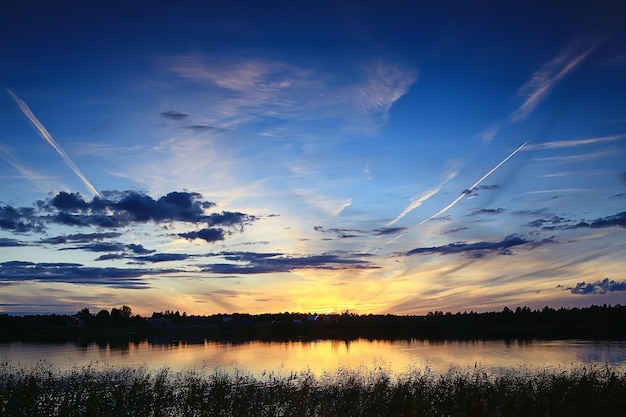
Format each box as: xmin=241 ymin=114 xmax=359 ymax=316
xmin=1 ymin=0 xmax=625 ymax=316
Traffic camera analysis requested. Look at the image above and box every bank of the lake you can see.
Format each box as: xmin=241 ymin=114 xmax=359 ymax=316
xmin=2 ymin=361 xmax=625 ymax=417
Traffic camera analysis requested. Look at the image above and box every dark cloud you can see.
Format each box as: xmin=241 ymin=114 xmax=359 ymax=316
xmin=30 ymin=191 xmax=255 ymax=238
xmin=95 ymin=254 xmax=125 ymax=261
xmin=522 ymin=211 xmax=626 ymax=231
xmin=38 ymin=190 xmax=218 ymax=225
xmin=133 ymin=253 xmax=190 ymax=263
xmin=442 ymin=227 xmax=469 ymax=235
xmin=477 ymin=185 xmax=500 ymax=190
xmin=524 ymin=215 xmax=571 ymax=229
xmin=468 ymin=208 xmax=505 ymax=216
xmin=64 ymin=242 xmax=127 ymax=252
xmin=0 ymin=205 xmax=43 ymax=233
xmin=562 ymin=212 xmax=626 ymax=230
xmin=206 ymin=211 xmax=251 ymax=227
xmin=373 ymin=227 xmax=406 ymax=236
xmin=185 ymin=124 xmax=214 ymax=131
xmin=406 ymin=235 xmax=529 ymax=258
xmin=0 ymin=237 xmax=25 ymax=247
xmin=314 ymin=225 xmax=365 ymax=239
xmin=160 ymin=110 xmax=188 ymax=120
xmin=0 ymin=261 xmax=170 ymax=289
xmin=202 ymin=251 xmax=376 ymax=274
xmin=48 ymin=191 xmax=90 ymax=212
xmin=127 ymin=243 xmax=155 ymax=255
xmin=512 ymin=209 xmax=552 ymax=217
xmin=40 ymin=232 xmax=122 ymax=244
xmin=179 ymin=228 xmax=226 ymax=243
xmin=569 ymin=278 xmax=626 ymax=295
xmin=184 ymin=125 xmax=229 ymax=133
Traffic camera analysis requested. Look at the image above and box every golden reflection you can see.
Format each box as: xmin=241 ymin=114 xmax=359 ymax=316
xmin=3 ymin=339 xmax=626 ymax=376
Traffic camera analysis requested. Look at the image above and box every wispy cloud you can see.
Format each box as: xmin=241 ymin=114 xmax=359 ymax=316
xmin=526 ymin=134 xmax=626 ymax=150
xmin=0 ymin=144 xmax=55 ymax=192
xmin=477 ymin=39 xmax=602 ymax=142
xmin=6 ymin=88 xmax=101 ymax=197
xmin=162 ymin=54 xmax=417 ymax=132
xmin=508 ymin=40 xmax=602 ymax=123
xmin=533 ymin=149 xmax=615 ymax=163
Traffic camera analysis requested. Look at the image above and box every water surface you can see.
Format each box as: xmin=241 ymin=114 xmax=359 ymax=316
xmin=3 ymin=339 xmax=626 ymax=376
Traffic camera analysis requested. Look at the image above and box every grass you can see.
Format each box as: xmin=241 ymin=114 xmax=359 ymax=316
xmin=1 ymin=361 xmax=626 ymax=416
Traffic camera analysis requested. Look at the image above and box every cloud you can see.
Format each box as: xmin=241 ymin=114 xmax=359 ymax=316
xmin=533 ymin=149 xmax=614 ymax=164
xmin=64 ymin=242 xmax=127 ymax=252
xmin=0 ymin=237 xmax=26 ymax=247
xmin=314 ymin=226 xmax=365 ymax=239
xmin=202 ymin=251 xmax=377 ymax=275
xmin=526 ymin=134 xmax=626 ymax=150
xmin=184 ymin=125 xmax=229 ymax=133
xmin=0 ymin=205 xmax=43 ymax=233
xmin=442 ymin=227 xmax=469 ymax=235
xmin=0 ymin=261 xmax=170 ymax=289
xmin=524 ymin=215 xmax=572 ymax=230
xmin=132 ymin=253 xmax=191 ymax=263
xmin=468 ymin=208 xmax=505 ymax=216
xmin=0 ymin=145 xmax=55 ymax=192
xmin=565 ymin=211 xmax=626 ymax=230
xmin=477 ymin=185 xmax=500 ymax=191
xmin=475 ymin=122 xmax=501 ymax=143
xmin=508 ymin=40 xmax=601 ymax=123
xmin=163 ymin=54 xmax=417 ymax=132
xmin=476 ymin=40 xmax=601 ymax=142
xmin=127 ymin=244 xmax=155 ymax=255
xmin=160 ymin=110 xmax=188 ymax=120
xmin=406 ymin=235 xmax=547 ymax=258
xmin=569 ymin=278 xmax=626 ymax=295
xmin=35 ymin=190 xmax=254 ymax=230
xmin=620 ymin=172 xmax=626 ymax=185
xmin=179 ymin=228 xmax=226 ymax=243
xmin=373 ymin=227 xmax=407 ymax=236
xmin=40 ymin=232 xmax=122 ymax=244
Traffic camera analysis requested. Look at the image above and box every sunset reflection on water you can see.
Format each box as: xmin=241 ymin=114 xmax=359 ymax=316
xmin=2 ymin=339 xmax=626 ymax=376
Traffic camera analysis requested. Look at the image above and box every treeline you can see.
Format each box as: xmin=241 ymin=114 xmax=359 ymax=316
xmin=1 ymin=304 xmax=625 ymax=342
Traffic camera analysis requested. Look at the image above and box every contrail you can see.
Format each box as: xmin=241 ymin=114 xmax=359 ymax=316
xmin=418 ymin=141 xmax=528 ymax=225
xmin=386 ymin=170 xmax=458 ymax=227
xmin=370 ymin=143 xmax=527 ymax=254
xmin=6 ymin=88 xmax=101 ymax=197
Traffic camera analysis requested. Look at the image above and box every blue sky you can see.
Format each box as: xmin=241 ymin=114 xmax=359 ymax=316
xmin=1 ymin=0 xmax=625 ymax=316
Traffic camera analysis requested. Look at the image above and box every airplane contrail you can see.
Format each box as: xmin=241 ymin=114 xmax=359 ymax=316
xmin=386 ymin=170 xmax=458 ymax=227
xmin=418 ymin=141 xmax=528 ymax=225
xmin=370 ymin=141 xmax=528 ymax=254
xmin=6 ymin=88 xmax=101 ymax=197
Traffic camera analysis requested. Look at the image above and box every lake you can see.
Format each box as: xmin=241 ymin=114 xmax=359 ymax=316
xmin=2 ymin=339 xmax=626 ymax=376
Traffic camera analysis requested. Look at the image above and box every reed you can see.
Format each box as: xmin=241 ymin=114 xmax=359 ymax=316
xmin=1 ymin=360 xmax=625 ymax=416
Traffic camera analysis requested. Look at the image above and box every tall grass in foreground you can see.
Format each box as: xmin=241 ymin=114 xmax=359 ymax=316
xmin=1 ymin=361 xmax=625 ymax=417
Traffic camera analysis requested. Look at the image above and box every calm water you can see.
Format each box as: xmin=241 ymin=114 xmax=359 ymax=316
xmin=3 ymin=339 xmax=626 ymax=376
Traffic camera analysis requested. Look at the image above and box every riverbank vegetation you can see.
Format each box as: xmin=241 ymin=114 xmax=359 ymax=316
xmin=1 ymin=304 xmax=626 ymax=343
xmin=1 ymin=361 xmax=625 ymax=416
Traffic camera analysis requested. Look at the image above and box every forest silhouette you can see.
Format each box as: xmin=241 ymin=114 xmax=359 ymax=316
xmin=1 ymin=304 xmax=625 ymax=343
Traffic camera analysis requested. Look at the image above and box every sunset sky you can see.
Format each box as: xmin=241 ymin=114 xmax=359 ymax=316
xmin=1 ymin=0 xmax=625 ymax=316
